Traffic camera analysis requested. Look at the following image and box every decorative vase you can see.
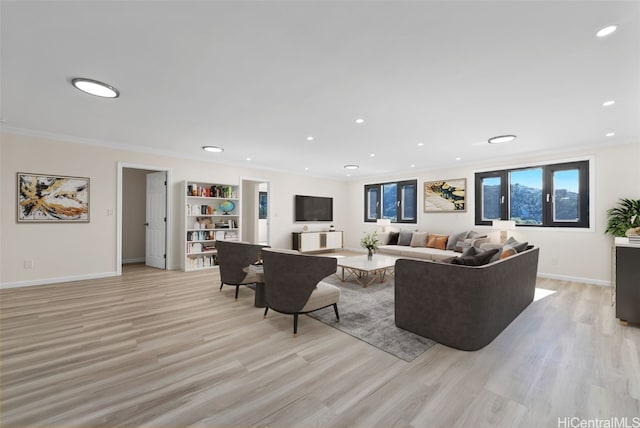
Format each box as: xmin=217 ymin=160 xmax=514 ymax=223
xmin=367 ymin=248 xmax=373 ymax=260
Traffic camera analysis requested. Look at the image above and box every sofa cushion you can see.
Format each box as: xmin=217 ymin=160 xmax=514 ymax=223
xmin=397 ymin=230 xmax=414 ymax=246
xmin=410 ymin=232 xmax=429 ymax=247
xmin=377 ymin=245 xmax=404 ymax=256
xmin=301 ymin=281 xmax=341 ymax=312
xmin=467 ymin=231 xmax=486 ymax=239
xmin=388 ymin=231 xmax=400 ymax=245
xmin=447 ymin=231 xmax=468 ymax=251
xmin=500 ymin=245 xmax=518 ymax=260
xmin=376 ymin=232 xmax=390 ymax=245
xmin=505 ymin=236 xmax=529 ymax=253
xmin=450 ymin=248 xmax=499 ymax=266
xmin=426 ymin=234 xmax=448 ymax=250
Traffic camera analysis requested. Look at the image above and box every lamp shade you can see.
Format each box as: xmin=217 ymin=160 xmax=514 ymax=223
xmin=492 ymin=220 xmax=516 ymax=231
xmin=376 ymin=219 xmax=391 ymax=226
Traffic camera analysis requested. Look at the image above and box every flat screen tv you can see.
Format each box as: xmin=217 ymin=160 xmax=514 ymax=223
xmin=295 ymin=195 xmax=333 ymax=222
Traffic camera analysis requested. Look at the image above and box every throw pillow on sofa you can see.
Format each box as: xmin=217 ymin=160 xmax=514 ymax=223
xmin=426 ymin=234 xmax=448 ymax=250
xmin=388 ymin=231 xmax=400 ymax=245
xmin=397 ymin=229 xmax=414 ymax=246
xmin=500 ymin=245 xmax=518 ymax=260
xmin=450 ymin=248 xmax=499 ymax=266
xmin=505 ymin=236 xmax=529 ymax=253
xmin=447 ymin=231 xmax=468 ymax=251
xmin=410 ymin=232 xmax=429 ymax=247
xmin=454 ymin=232 xmax=488 ymax=252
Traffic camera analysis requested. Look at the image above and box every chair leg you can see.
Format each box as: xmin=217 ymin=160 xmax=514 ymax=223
xmin=264 ymin=307 xmax=269 ymax=318
xmin=293 ymin=313 xmax=299 ymax=335
xmin=235 ymin=285 xmax=239 ymax=299
xmin=333 ymin=304 xmax=340 ymax=322
xmin=219 ymin=282 xmax=224 ymax=291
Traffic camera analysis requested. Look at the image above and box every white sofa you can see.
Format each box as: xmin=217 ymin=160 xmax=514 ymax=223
xmin=376 ymin=230 xmax=490 ymax=261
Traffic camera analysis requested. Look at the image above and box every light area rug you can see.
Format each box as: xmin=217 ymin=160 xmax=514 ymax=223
xmin=307 ymin=274 xmax=436 ymax=362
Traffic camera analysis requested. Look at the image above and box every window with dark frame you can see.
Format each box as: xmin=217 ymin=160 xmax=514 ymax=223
xmin=364 ymin=179 xmax=417 ymax=223
xmin=475 ymin=160 xmax=590 ymax=228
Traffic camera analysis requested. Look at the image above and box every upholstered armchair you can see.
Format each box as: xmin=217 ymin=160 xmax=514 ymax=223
xmin=261 ymin=249 xmax=340 ymax=334
xmin=215 ymin=240 xmax=269 ymax=299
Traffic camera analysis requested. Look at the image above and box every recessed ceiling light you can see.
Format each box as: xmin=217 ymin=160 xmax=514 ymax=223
xmin=307 ymin=136 xmax=314 ymax=141
xmin=246 ymin=157 xmax=252 ymax=161
xmin=355 ymin=118 xmax=365 ymax=124
xmin=346 ymin=174 xmax=351 ymax=177
xmin=488 ymin=135 xmax=517 ymax=144
xmin=602 ymin=100 xmax=616 ymax=107
xmin=410 ymin=164 xmax=416 ymax=168
xmin=344 ymin=164 xmax=359 ymax=170
xmin=606 ymin=132 xmax=615 ymax=137
xmin=370 ymin=153 xmax=375 ymax=157
xmin=304 ymin=167 xmax=309 ymax=171
xmin=71 ymin=78 xmax=119 ymax=98
xmin=455 ymin=157 xmax=461 ymax=161
xmin=596 ymin=25 xmax=617 ymax=38
xmin=417 ymin=142 xmax=424 ymax=147
xmin=202 ymin=146 xmax=224 ymax=153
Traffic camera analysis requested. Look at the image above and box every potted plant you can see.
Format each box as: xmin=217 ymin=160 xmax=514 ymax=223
xmin=361 ymin=231 xmax=380 ymax=260
xmin=605 ymin=198 xmax=640 ymax=237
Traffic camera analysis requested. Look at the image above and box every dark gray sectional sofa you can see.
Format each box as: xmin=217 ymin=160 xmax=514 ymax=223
xmin=394 ymin=247 xmax=540 ymax=351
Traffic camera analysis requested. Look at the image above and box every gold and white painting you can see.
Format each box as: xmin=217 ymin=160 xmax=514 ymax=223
xmin=17 ymin=173 xmax=90 ymax=222
xmin=423 ymin=178 xmax=466 ymax=212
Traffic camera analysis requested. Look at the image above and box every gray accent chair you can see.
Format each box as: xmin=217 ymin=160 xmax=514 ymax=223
xmin=395 ymin=247 xmax=539 ymax=351
xmin=216 ymin=240 xmax=269 ymax=299
xmin=261 ymin=249 xmax=340 ymax=334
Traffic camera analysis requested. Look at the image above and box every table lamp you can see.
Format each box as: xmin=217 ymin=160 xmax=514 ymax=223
xmin=376 ymin=218 xmax=391 ymax=232
xmin=492 ymin=220 xmax=516 ymax=244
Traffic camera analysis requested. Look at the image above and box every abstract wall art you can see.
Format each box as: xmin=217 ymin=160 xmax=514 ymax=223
xmin=17 ymin=173 xmax=90 ymax=222
xmin=423 ymin=178 xmax=466 ymax=212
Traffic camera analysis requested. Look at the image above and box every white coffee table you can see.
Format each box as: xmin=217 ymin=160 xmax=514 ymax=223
xmin=336 ymin=254 xmax=399 ymax=288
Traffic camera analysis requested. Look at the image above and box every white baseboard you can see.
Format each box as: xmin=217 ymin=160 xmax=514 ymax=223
xmin=537 ymin=272 xmax=611 ymax=287
xmin=122 ymin=258 xmax=145 ymax=264
xmin=0 ymin=271 xmax=119 ymax=289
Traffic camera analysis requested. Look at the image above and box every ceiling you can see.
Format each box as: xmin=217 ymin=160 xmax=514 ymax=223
xmin=2 ymin=1 xmax=639 ymax=180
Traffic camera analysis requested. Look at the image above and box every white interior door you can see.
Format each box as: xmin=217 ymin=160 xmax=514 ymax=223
xmin=146 ymin=171 xmax=167 ymax=269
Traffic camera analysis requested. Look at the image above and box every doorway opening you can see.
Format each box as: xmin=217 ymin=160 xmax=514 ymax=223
xmin=241 ymin=178 xmax=270 ymax=245
xmin=116 ymin=163 xmax=171 ymax=275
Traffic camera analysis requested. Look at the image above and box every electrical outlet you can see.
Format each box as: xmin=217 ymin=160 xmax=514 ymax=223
xmin=24 ymin=260 xmax=34 ymax=269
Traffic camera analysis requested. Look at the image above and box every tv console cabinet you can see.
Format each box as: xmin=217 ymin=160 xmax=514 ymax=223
xmin=615 ymin=237 xmax=640 ymax=325
xmin=292 ymin=231 xmax=343 ymax=253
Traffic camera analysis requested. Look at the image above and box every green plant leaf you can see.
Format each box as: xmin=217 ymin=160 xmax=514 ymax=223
xmin=605 ymin=198 xmax=640 ymax=237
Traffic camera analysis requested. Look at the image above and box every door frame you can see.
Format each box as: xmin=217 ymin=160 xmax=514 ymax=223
xmin=117 ymin=162 xmax=172 ymax=275
xmin=240 ymin=176 xmax=271 ymax=245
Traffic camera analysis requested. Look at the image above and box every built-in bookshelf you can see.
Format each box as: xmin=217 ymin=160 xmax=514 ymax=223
xmin=183 ymin=180 xmax=240 ymax=271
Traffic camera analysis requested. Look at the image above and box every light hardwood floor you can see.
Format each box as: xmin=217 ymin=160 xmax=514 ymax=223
xmin=1 ymin=263 xmax=639 ymax=427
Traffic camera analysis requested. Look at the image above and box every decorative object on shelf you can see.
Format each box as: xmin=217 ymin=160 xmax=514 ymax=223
xmin=626 ymin=227 xmax=640 ymax=237
xmin=361 ymin=231 xmax=380 ymax=261
xmin=17 ymin=172 xmax=90 ymax=222
xmin=423 ymin=178 xmax=466 ymax=212
xmin=329 ymin=224 xmax=336 ymax=231
xmin=219 ymin=200 xmax=235 ymax=214
xmin=606 ymin=198 xmax=640 ymax=237
xmin=492 ymin=220 xmax=517 ymax=244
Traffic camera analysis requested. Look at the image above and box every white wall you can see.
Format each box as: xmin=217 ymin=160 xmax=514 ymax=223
xmin=3 ymin=130 xmax=637 ymax=287
xmin=343 ymin=143 xmax=640 ymax=285
xmin=1 ymin=132 xmax=348 ymax=286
